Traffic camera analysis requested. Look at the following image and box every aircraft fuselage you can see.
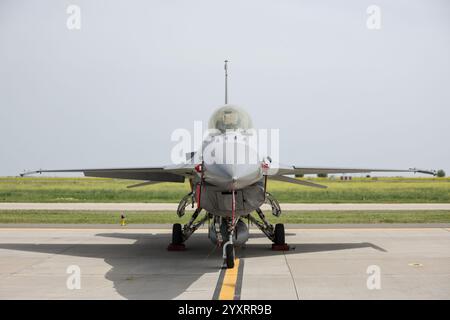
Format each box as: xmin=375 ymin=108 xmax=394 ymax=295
xmin=192 ymin=131 xmax=266 ymax=217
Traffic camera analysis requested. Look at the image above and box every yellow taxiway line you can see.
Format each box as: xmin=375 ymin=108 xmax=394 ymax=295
xmin=218 ymin=258 xmax=240 ymax=300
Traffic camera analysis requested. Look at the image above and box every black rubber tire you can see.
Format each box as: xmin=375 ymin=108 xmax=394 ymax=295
xmin=274 ymin=223 xmax=285 ymax=245
xmin=225 ymin=244 xmax=235 ymax=269
xmin=172 ymin=223 xmax=183 ymax=245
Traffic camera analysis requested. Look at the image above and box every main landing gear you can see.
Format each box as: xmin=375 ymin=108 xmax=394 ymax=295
xmin=168 ymin=207 xmax=209 ymax=251
xmin=247 ymin=208 xmax=288 ymax=250
xmin=274 ymin=223 xmax=285 ymax=245
xmin=167 ymin=222 xmax=186 ymax=251
xmin=171 ymin=223 xmax=183 ymax=245
xmin=168 ymin=192 xmax=288 ymax=259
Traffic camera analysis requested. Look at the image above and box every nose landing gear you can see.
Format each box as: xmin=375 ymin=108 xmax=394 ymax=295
xmin=222 ymin=189 xmax=238 ymax=269
xmin=223 ymin=240 xmax=235 ymax=268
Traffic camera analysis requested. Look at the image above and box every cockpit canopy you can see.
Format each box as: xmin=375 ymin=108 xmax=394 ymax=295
xmin=208 ymin=105 xmax=253 ymax=134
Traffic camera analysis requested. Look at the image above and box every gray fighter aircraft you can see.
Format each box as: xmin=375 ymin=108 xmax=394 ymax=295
xmin=22 ymin=61 xmax=436 ymax=268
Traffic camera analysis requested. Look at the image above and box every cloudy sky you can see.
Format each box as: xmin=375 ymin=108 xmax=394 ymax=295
xmin=0 ymin=0 xmax=449 ymax=176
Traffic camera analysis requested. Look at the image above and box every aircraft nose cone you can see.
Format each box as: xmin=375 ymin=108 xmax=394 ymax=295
xmin=200 ymin=131 xmax=262 ymax=189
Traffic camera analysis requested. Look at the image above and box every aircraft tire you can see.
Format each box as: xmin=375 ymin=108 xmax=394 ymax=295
xmin=225 ymin=244 xmax=235 ymax=269
xmin=274 ymin=223 xmax=285 ymax=245
xmin=172 ymin=223 xmax=183 ymax=245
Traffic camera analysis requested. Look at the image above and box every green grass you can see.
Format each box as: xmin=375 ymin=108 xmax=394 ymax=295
xmin=0 ymin=210 xmax=449 ymax=224
xmin=0 ymin=176 xmax=449 ymax=203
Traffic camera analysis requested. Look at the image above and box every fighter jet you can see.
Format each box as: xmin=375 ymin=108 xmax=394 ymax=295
xmin=21 ymin=61 xmax=436 ymax=268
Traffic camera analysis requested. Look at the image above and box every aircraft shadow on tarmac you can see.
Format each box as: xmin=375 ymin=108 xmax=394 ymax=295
xmin=0 ymin=232 xmax=386 ymax=299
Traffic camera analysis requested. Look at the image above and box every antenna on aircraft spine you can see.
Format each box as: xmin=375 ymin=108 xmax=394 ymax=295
xmin=224 ymin=60 xmax=229 ymax=104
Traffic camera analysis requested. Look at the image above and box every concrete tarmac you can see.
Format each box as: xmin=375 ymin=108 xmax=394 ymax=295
xmin=0 ymin=226 xmax=449 ymax=299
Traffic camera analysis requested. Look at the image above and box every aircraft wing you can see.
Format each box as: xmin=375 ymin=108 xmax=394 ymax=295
xmin=268 ymin=165 xmax=436 ymax=176
xmin=20 ymin=164 xmax=196 ymax=183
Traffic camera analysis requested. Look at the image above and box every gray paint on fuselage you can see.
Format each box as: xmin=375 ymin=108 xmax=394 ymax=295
xmin=192 ymin=118 xmax=265 ymax=216
xmin=197 ymin=180 xmax=265 ymax=217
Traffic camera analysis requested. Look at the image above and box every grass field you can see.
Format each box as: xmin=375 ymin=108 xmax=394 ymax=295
xmin=0 ymin=177 xmax=449 ymax=203
xmin=0 ymin=210 xmax=449 ymax=224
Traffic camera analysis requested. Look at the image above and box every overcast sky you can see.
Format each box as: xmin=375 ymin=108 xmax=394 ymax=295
xmin=0 ymin=0 xmax=449 ymax=176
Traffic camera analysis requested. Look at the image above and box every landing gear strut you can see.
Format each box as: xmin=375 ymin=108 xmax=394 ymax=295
xmin=248 ymin=208 xmax=275 ymax=241
xmin=248 ymin=208 xmax=288 ymax=250
xmin=222 ymin=216 xmax=237 ymax=269
xmin=183 ymin=208 xmax=209 ymax=241
xmin=221 ymin=190 xmax=238 ymax=269
xmin=168 ymin=208 xmax=209 ymax=251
